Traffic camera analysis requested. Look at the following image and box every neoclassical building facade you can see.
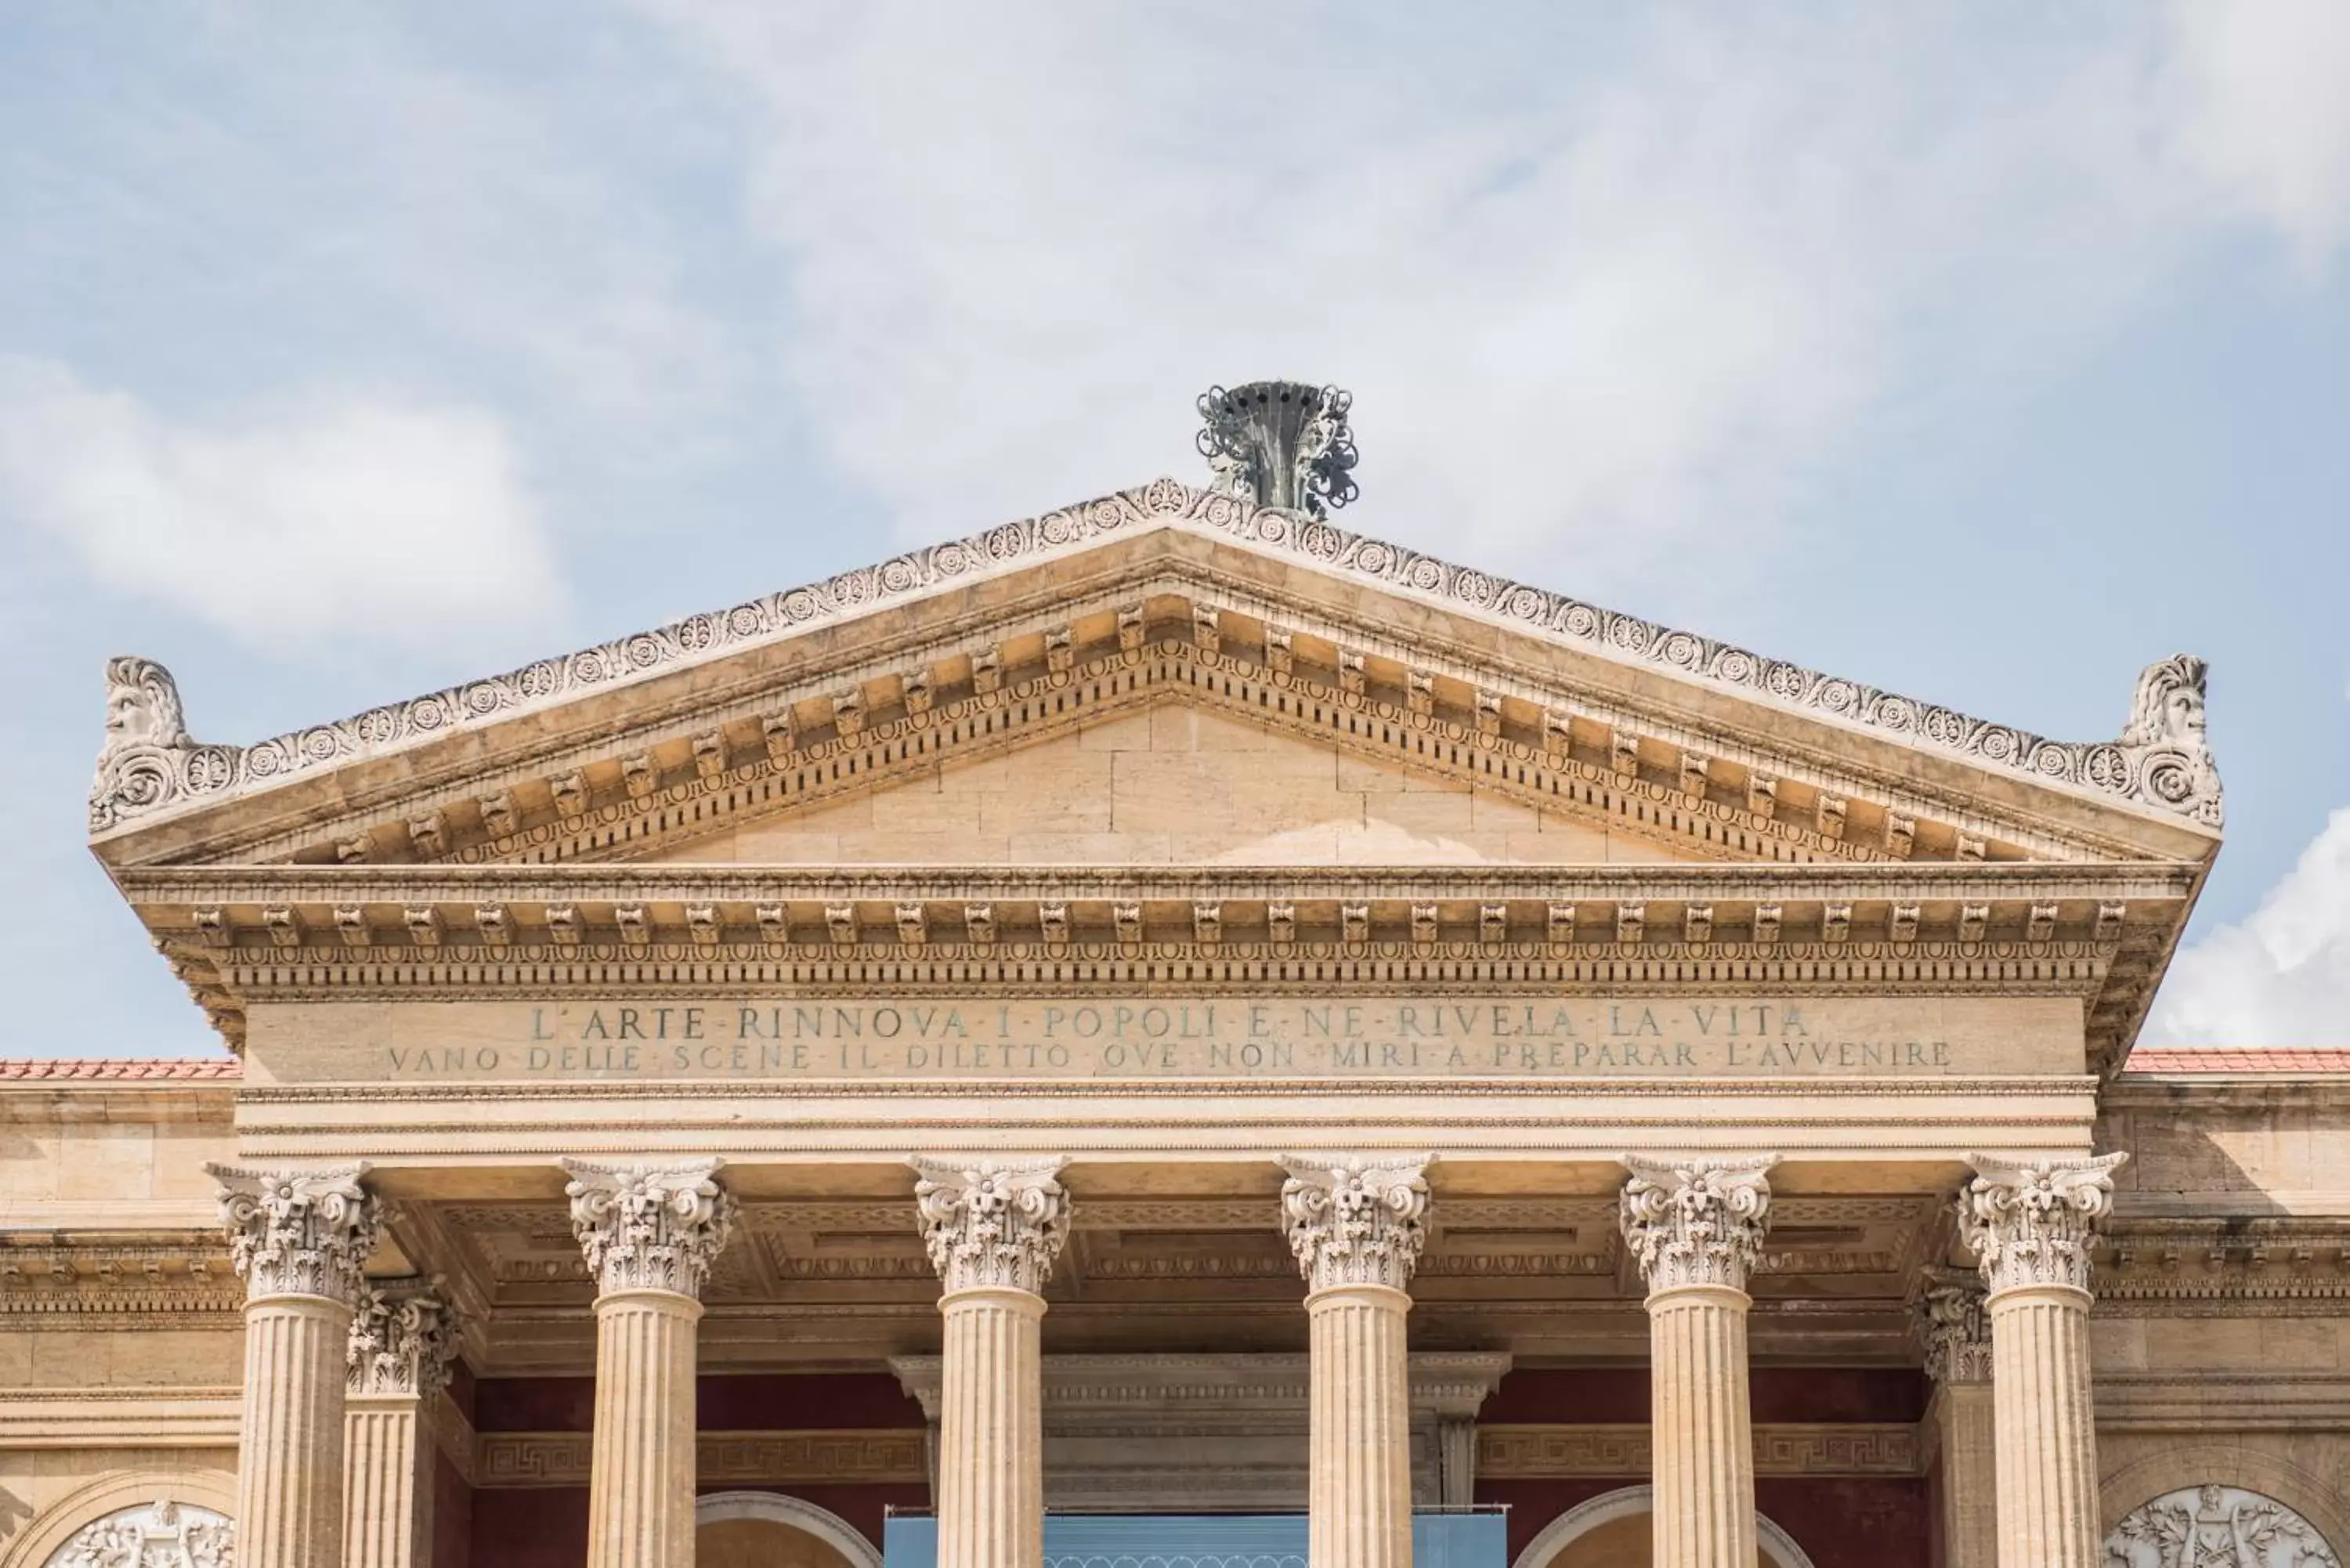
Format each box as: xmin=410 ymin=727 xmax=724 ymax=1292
xmin=4 ymin=386 xmax=2345 ymax=1568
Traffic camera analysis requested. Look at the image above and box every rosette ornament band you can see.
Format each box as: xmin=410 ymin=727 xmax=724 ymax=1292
xmin=561 ymin=1159 xmax=737 ymax=1300
xmin=1914 ymin=1268 xmax=1994 ymax=1386
xmin=347 ymin=1277 xmax=461 ymax=1400
xmin=1279 ymin=1157 xmax=1434 ymax=1295
xmin=1618 ymin=1154 xmax=1777 ymax=1296
xmin=210 ymin=1162 xmax=382 ymax=1305
xmin=1958 ymin=1152 xmax=2128 ymax=1298
xmin=912 ymin=1158 xmax=1072 ymax=1296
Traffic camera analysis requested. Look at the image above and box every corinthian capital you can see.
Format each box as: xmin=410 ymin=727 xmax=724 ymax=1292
xmin=1278 ymin=1156 xmax=1433 ymax=1294
xmin=208 ymin=1162 xmax=381 ymax=1305
xmin=348 ymin=1277 xmax=461 ymax=1399
xmin=1618 ymin=1154 xmax=1777 ymax=1295
xmin=1958 ymin=1151 xmax=2127 ymax=1297
xmin=1914 ymin=1268 xmax=1993 ymax=1385
xmin=911 ymin=1158 xmax=1071 ymax=1295
xmin=561 ymin=1158 xmax=736 ymax=1299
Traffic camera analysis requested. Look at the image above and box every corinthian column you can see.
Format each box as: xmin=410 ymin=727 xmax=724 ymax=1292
xmin=345 ymin=1278 xmax=461 ymax=1568
xmin=1618 ymin=1155 xmax=1776 ymax=1568
xmin=912 ymin=1158 xmax=1071 ymax=1568
xmin=1916 ymin=1268 xmax=1996 ymax=1568
xmin=1279 ymin=1157 xmax=1433 ymax=1568
xmin=210 ymin=1162 xmax=383 ymax=1568
xmin=563 ymin=1159 xmax=737 ymax=1568
xmin=1959 ymin=1153 xmax=2126 ymax=1568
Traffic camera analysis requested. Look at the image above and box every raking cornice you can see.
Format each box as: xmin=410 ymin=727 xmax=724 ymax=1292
xmin=89 ymin=478 xmax=2224 ymax=844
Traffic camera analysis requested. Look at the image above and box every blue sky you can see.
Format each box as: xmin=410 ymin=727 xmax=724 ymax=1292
xmin=3 ymin=2 xmax=2348 ymax=1057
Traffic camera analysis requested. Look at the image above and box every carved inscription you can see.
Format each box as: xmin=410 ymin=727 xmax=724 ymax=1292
xmin=250 ymin=996 xmax=2081 ymax=1083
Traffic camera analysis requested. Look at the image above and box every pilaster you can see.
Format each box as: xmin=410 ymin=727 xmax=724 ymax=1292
xmin=563 ymin=1158 xmax=737 ymax=1568
xmin=1281 ymin=1157 xmax=1432 ymax=1568
xmin=1916 ymin=1268 xmax=1996 ymax=1568
xmin=1959 ymin=1151 xmax=2125 ymax=1568
xmin=1619 ymin=1154 xmax=1776 ymax=1568
xmin=345 ymin=1277 xmax=461 ymax=1568
xmin=913 ymin=1158 xmax=1072 ymax=1568
xmin=211 ymin=1162 xmax=383 ymax=1568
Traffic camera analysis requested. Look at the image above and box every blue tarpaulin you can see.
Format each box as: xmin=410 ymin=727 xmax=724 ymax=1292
xmin=883 ymin=1511 xmax=1508 ymax=1568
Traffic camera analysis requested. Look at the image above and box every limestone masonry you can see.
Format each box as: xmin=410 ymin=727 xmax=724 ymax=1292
xmin=3 ymin=385 xmax=2338 ymax=1568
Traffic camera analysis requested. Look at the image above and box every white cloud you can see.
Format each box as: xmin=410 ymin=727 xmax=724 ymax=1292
xmin=2163 ymin=0 xmax=2350 ymax=269
xmin=591 ymin=2 xmax=2350 ymax=608
xmin=0 ymin=357 xmax=564 ymax=649
xmin=2149 ymin=807 xmax=2350 ymax=1046
xmin=611 ymin=3 xmax=2312 ymax=598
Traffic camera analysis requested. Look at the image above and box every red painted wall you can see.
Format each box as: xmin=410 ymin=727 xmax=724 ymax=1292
xmin=1482 ymin=1367 xmax=1927 ymax=1425
xmin=1477 ymin=1367 xmax=1933 ymax=1567
xmin=467 ymin=1373 xmax=928 ymax=1566
xmin=471 ymin=1372 xmax=925 ymax=1433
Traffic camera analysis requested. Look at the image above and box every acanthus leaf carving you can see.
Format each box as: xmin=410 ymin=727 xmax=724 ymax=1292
xmin=1618 ymin=1154 xmax=1777 ymax=1295
xmin=910 ymin=1158 xmax=1071 ymax=1296
xmin=561 ymin=1158 xmax=736 ymax=1299
xmin=347 ymin=1276 xmax=461 ymax=1399
xmin=208 ymin=1162 xmax=379 ymax=1305
xmin=1958 ymin=1151 xmax=2127 ymax=1297
xmin=1913 ymin=1266 xmax=1993 ymax=1385
xmin=1278 ymin=1155 xmax=1432 ymax=1294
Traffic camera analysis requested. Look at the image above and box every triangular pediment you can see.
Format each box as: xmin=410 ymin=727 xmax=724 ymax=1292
xmin=85 ymin=477 xmax=2223 ymax=878
xmin=646 ymin=702 xmax=1711 ymax=869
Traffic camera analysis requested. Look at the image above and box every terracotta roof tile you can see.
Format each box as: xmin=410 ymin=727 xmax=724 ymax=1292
xmin=0 ymin=1058 xmax=240 ymax=1082
xmin=2124 ymin=1048 xmax=2350 ymax=1074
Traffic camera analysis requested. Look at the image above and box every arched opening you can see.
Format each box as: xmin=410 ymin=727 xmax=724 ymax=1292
xmin=694 ymin=1491 xmax=884 ymax=1568
xmin=1510 ymin=1486 xmax=1817 ymax=1568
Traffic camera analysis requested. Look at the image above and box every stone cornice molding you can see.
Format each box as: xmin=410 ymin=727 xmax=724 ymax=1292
xmin=347 ymin=1276 xmax=461 ymax=1399
xmin=1914 ymin=1266 xmax=1994 ymax=1385
xmin=89 ymin=480 xmax=2221 ymax=841
xmin=1618 ymin=1154 xmax=1777 ymax=1295
xmin=1959 ymin=1151 xmax=2128 ymax=1297
xmin=911 ymin=1156 xmax=1071 ymax=1296
xmin=559 ymin=1158 xmax=736 ymax=1299
xmin=206 ymin=1161 xmax=380 ymax=1305
xmin=1278 ymin=1155 xmax=1433 ymax=1294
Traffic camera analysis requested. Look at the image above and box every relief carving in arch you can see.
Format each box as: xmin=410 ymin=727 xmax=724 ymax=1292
xmin=2105 ymin=1486 xmax=2340 ymax=1568
xmin=42 ymin=1499 xmax=233 ymax=1568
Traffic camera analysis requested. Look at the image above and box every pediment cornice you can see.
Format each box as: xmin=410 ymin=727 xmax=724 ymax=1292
xmin=89 ymin=479 xmax=2223 ymax=870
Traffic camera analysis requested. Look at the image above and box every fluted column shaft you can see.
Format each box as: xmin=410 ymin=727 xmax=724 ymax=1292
xmin=1959 ymin=1152 xmax=2124 ymax=1568
xmin=913 ymin=1158 xmax=1071 ymax=1568
xmin=1917 ymin=1270 xmax=1996 ymax=1568
xmin=212 ymin=1162 xmax=382 ymax=1568
xmin=1307 ymin=1284 xmax=1414 ymax=1568
xmin=1647 ymin=1285 xmax=1756 ymax=1568
xmin=936 ymin=1287 xmax=1047 ymax=1568
xmin=564 ymin=1159 xmax=737 ymax=1568
xmin=1619 ymin=1154 xmax=1776 ymax=1568
xmin=1988 ymin=1286 xmax=2098 ymax=1568
xmin=1281 ymin=1156 xmax=1432 ymax=1568
xmin=345 ymin=1280 xmax=460 ymax=1568
xmin=240 ymin=1295 xmax=359 ymax=1566
xmin=588 ymin=1289 xmax=703 ymax=1568
xmin=345 ymin=1395 xmax=431 ymax=1568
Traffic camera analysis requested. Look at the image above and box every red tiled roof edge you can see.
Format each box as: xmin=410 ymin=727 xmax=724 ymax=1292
xmin=2124 ymin=1048 xmax=2350 ymax=1073
xmin=0 ymin=1058 xmax=242 ymax=1081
